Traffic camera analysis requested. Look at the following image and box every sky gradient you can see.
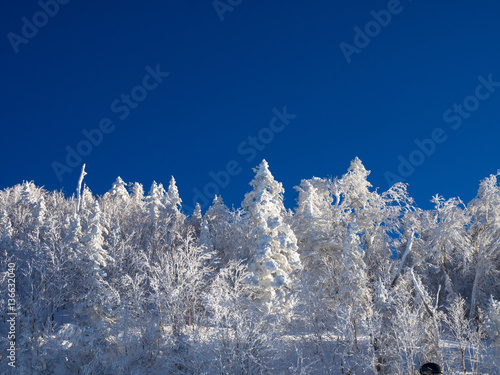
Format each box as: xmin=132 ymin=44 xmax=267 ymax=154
xmin=2 ymin=0 xmax=500 ymax=213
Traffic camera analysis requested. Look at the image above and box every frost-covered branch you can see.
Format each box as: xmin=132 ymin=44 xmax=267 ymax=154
xmin=391 ymin=230 xmax=414 ymax=287
xmin=409 ymin=267 xmax=434 ymax=318
xmin=76 ymin=163 xmax=87 ymax=215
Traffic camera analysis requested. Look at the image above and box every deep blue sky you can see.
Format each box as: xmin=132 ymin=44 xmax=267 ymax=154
xmin=2 ymin=0 xmax=500 ymax=213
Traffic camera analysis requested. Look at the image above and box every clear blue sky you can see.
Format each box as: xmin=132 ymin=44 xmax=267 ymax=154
xmin=2 ymin=0 xmax=500 ymax=213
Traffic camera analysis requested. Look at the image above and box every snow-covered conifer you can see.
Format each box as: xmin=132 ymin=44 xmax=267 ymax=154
xmin=76 ymin=201 xmax=118 ymax=326
xmin=293 ymin=178 xmax=336 ymax=274
xmin=107 ymin=176 xmax=129 ymax=201
xmin=199 ymin=218 xmax=214 ymax=254
xmin=203 ymin=195 xmax=245 ymax=263
xmin=146 ymin=181 xmax=166 ymax=222
xmin=163 ymin=176 xmax=186 ymax=238
xmin=0 ymin=209 xmax=13 ymax=249
xmin=188 ymin=203 xmax=203 ymax=236
xmin=130 ymin=181 xmax=145 ymax=202
xmin=339 ymin=219 xmax=371 ymax=318
xmin=242 ymin=160 xmax=302 ymax=318
xmin=165 ymin=176 xmax=182 ymax=212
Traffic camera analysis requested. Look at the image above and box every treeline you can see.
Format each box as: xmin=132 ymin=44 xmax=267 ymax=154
xmin=1 ymin=158 xmax=500 ymax=374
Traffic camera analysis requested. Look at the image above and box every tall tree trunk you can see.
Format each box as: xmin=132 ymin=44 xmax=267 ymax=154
xmin=470 ymin=246 xmax=482 ymax=318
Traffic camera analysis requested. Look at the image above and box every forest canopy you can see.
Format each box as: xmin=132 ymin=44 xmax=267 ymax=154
xmin=1 ymin=158 xmax=499 ymax=374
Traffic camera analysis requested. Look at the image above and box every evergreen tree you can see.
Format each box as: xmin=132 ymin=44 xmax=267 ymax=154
xmin=203 ymin=195 xmax=245 ymax=263
xmin=188 ymin=202 xmax=203 ymax=237
xmin=293 ymin=178 xmax=336 ymax=278
xmin=242 ymin=160 xmax=302 ymax=319
xmin=146 ymin=181 xmax=166 ymax=223
xmin=130 ymin=181 xmax=145 ymax=203
xmin=163 ymin=176 xmax=186 ymax=247
xmin=107 ymin=176 xmax=129 ymax=201
xmin=1 ymin=160 xmax=499 ymax=373
xmin=76 ymin=201 xmax=119 ymax=333
xmin=0 ymin=209 xmax=13 ymax=250
xmin=165 ymin=176 xmax=182 ymax=213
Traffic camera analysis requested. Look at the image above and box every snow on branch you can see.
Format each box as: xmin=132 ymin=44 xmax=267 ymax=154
xmin=76 ymin=163 xmax=87 ymax=215
xmin=409 ymin=267 xmax=440 ymax=318
xmin=391 ymin=230 xmax=414 ymax=287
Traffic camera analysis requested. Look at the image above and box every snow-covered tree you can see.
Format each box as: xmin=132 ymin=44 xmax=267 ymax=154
xmin=74 ymin=201 xmax=120 ymax=361
xmin=339 ymin=220 xmax=371 ymax=333
xmin=242 ymin=160 xmax=302 ymax=319
xmin=163 ymin=176 xmax=186 ymax=246
xmin=1 ymin=159 xmax=499 ymax=373
xmin=188 ymin=202 xmax=203 ymax=237
xmin=0 ymin=209 xmax=13 ymax=250
xmin=107 ymin=176 xmax=129 ymax=201
xmin=485 ymin=296 xmax=500 ymax=342
xmin=467 ymin=173 xmax=500 ymax=318
xmin=293 ymin=177 xmax=337 ymax=280
xmin=203 ymin=260 xmax=280 ymax=374
xmin=164 ymin=176 xmax=182 ymax=213
xmin=130 ymin=181 xmax=145 ymax=203
xmin=146 ymin=181 xmax=166 ymax=223
xmin=149 ymin=227 xmax=212 ymax=343
xmin=444 ymin=295 xmax=485 ymax=374
xmin=202 ymin=195 xmax=246 ymax=264
xmin=336 ymin=158 xmax=400 ymax=280
xmin=485 ymin=295 xmax=500 ymax=372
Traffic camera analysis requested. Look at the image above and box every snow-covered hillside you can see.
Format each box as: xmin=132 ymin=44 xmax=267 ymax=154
xmin=1 ymin=159 xmax=499 ymax=374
